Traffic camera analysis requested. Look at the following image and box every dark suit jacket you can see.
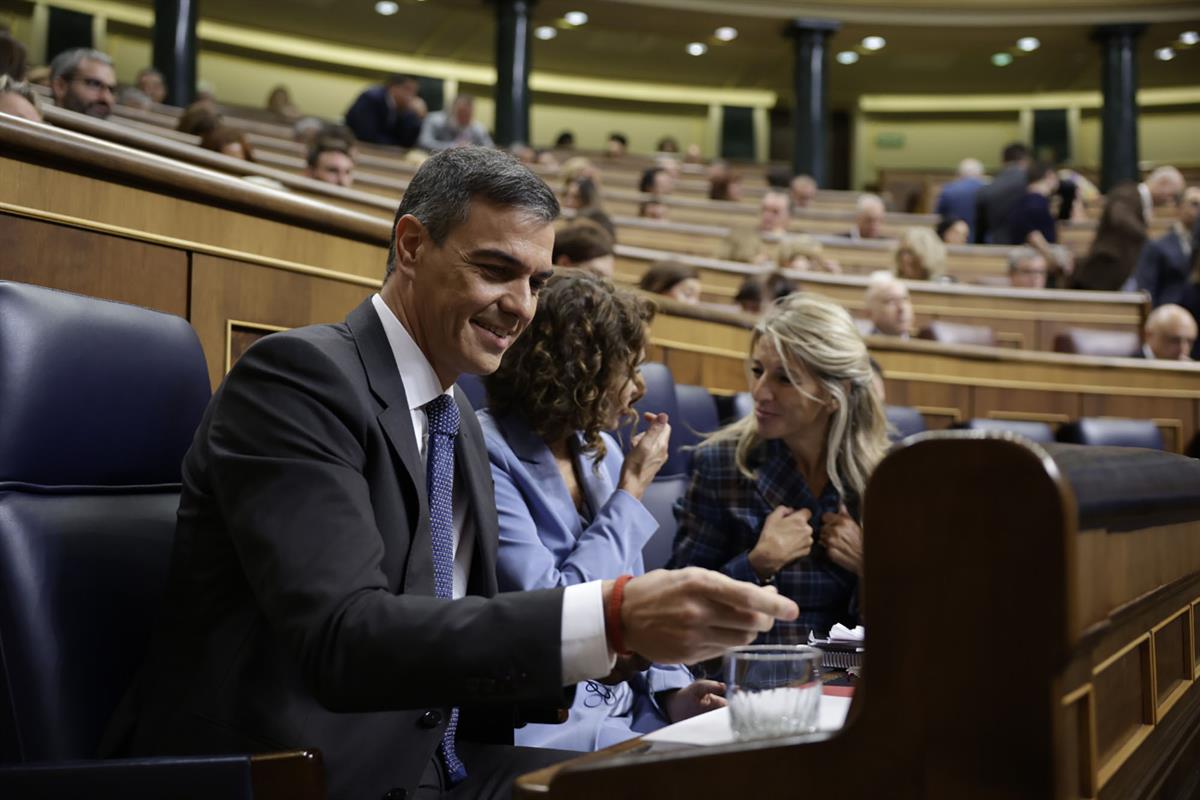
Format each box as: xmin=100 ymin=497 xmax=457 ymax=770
xmin=934 ymin=176 xmax=983 ymax=237
xmin=1135 ymin=229 xmax=1190 ymax=307
xmin=344 ymin=85 xmax=422 ymax=147
xmin=102 ymin=298 xmax=567 ymax=800
xmin=975 ymin=165 xmax=1027 ymax=245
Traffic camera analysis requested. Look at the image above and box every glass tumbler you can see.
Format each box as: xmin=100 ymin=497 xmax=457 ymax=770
xmin=724 ymin=644 xmax=822 ymax=740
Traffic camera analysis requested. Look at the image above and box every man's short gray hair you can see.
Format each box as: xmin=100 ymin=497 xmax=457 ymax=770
xmin=49 ymin=48 xmax=113 ymax=81
xmin=385 ymin=146 xmax=560 ymax=278
xmin=1007 ymin=246 xmax=1041 ymax=273
xmin=857 ymin=193 xmax=885 ymax=213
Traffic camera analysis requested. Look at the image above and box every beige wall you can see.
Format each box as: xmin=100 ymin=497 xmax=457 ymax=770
xmin=857 ymin=113 xmax=1022 ymax=186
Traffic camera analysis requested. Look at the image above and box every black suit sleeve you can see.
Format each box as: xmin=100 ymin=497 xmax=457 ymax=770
xmin=205 ymin=334 xmax=566 ymax=713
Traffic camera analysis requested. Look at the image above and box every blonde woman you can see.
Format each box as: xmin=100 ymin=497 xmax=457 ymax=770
xmin=778 ymin=234 xmax=841 ymax=274
xmin=669 ymin=293 xmax=890 ymax=642
xmin=894 ymin=226 xmax=947 ymax=281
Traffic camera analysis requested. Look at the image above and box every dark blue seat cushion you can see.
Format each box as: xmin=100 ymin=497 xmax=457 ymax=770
xmin=1057 ymin=418 xmax=1165 ymax=450
xmin=956 ymin=418 xmax=1055 ymax=444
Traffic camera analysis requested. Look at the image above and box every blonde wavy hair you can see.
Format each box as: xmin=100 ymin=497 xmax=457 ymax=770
xmin=894 ymin=226 xmax=946 ymax=281
xmin=703 ymin=292 xmax=890 ymax=500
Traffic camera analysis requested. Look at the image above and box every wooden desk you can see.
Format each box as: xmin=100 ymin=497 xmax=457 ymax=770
xmin=517 ymin=436 xmax=1200 ymax=799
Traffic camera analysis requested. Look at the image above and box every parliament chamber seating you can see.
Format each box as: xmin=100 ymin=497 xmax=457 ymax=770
xmin=919 ymin=320 xmax=997 ymax=348
xmin=517 ymin=434 xmax=1200 ymax=799
xmin=884 ymin=404 xmax=927 ymax=441
xmin=455 ymin=372 xmax=488 ymax=411
xmin=954 ymin=417 xmax=1056 ymax=443
xmin=673 ymin=383 xmax=721 ymax=466
xmin=0 ymin=282 xmax=323 ymax=798
xmin=624 ymin=363 xmax=690 ymax=571
xmin=1057 ymin=418 xmax=1166 ymax=450
xmin=1054 ymin=327 xmax=1141 ymax=357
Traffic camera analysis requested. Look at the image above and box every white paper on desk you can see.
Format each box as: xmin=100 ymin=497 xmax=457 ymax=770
xmin=642 ymin=694 xmax=851 ymax=747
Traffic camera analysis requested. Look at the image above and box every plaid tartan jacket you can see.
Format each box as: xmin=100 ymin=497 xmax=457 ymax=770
xmin=668 ymin=436 xmax=859 ymax=642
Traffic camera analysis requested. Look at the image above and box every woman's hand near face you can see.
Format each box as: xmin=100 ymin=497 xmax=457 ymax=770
xmin=618 ymin=412 xmax=671 ymax=500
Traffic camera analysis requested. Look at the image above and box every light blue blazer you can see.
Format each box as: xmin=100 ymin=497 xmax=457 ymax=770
xmin=479 ymin=410 xmax=692 ymax=751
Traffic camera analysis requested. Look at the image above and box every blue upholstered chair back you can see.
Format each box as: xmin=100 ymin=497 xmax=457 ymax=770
xmin=884 ymin=405 xmax=927 ymax=442
xmin=1057 ymin=418 xmax=1165 ymax=450
xmin=673 ymin=384 xmax=719 ymax=475
xmin=956 ymin=418 xmax=1055 ymax=444
xmin=455 ymin=372 xmax=488 ymax=410
xmin=0 ymin=282 xmax=211 ymax=763
xmin=620 ymin=362 xmax=687 ymax=477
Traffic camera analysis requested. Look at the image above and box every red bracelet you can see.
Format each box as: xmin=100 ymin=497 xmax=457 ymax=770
xmin=605 ymin=574 xmax=634 ymax=656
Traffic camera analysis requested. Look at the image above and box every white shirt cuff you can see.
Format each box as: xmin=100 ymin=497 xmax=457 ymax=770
xmin=560 ymin=580 xmax=616 ymax=685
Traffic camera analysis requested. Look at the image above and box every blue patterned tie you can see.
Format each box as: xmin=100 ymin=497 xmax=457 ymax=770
xmin=423 ymin=394 xmax=467 ymax=784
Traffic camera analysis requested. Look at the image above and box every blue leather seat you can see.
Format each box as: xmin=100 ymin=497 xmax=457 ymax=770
xmin=1057 ymin=418 xmax=1165 ymax=450
xmin=455 ymin=372 xmax=488 ymax=410
xmin=885 ymin=405 xmax=927 ymax=442
xmin=955 ymin=418 xmax=1055 ymax=443
xmin=0 ymin=282 xmax=322 ymax=798
xmin=673 ymin=384 xmax=720 ymax=473
xmin=620 ymin=362 xmax=687 ymax=477
xmin=729 ymin=391 xmax=753 ymax=422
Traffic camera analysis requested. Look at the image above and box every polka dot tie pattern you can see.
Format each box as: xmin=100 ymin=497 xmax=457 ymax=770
xmin=422 ymin=394 xmax=467 ymax=784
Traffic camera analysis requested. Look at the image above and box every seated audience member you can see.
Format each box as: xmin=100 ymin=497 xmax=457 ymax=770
xmin=344 ymin=73 xmax=425 ymax=147
xmin=790 ymin=174 xmax=817 ymax=210
xmin=1007 ymin=246 xmax=1049 ymax=289
xmin=561 ymin=155 xmax=599 ymax=187
xmin=1139 ymin=166 xmax=1185 ymax=220
xmin=605 ymin=132 xmax=628 ymax=158
xmin=683 ymin=143 xmax=703 ymax=164
xmin=894 ymin=227 xmax=947 ymax=281
xmin=639 ymin=261 xmax=702 ymax=304
xmin=553 ymin=220 xmax=615 ymax=277
xmin=200 ymin=126 xmax=255 ymax=162
xmin=709 ymin=173 xmax=743 ymax=202
xmin=577 ymin=207 xmax=617 ymax=242
xmin=759 ymin=190 xmax=791 ymax=236
xmin=778 ymin=235 xmax=840 ymax=274
xmin=975 ymin=141 xmax=1031 ymax=244
xmin=708 ymin=159 xmax=731 ymax=184
xmin=863 ymin=271 xmax=914 ymax=337
xmin=1 ymin=32 xmax=28 ymax=79
xmin=766 ymin=164 xmax=792 ymax=189
xmin=936 ymin=216 xmax=970 ymax=245
xmin=640 ymin=166 xmax=673 ymax=196
xmin=266 ymin=85 xmax=301 ymax=121
xmin=177 ymin=100 xmax=221 ymax=137
xmin=135 ymin=67 xmax=166 ymax=104
xmin=847 ymin=194 xmax=886 ymax=240
xmin=935 ymin=158 xmax=985 ymax=240
xmin=291 ymin=115 xmax=324 ymax=146
xmin=1135 ymin=185 xmax=1200 ymax=307
xmin=670 ymin=292 xmax=889 ymax=642
xmin=734 ymin=279 xmax=764 ymax=315
xmin=562 ymin=177 xmax=601 ymax=211
xmin=718 ymin=229 xmax=769 ymax=265
xmin=657 ymin=136 xmax=679 ymax=153
xmin=305 ymin=138 xmax=355 ymax=188
xmin=536 ymin=148 xmax=560 ymax=168
xmin=116 ymin=86 xmax=152 ymax=109
xmin=638 ymin=198 xmax=669 ymax=220
xmin=1071 ymin=183 xmax=1147 ymax=292
xmin=0 ymin=75 xmax=42 ymax=121
xmin=417 ymin=94 xmax=494 ymax=152
xmin=49 ymin=47 xmax=115 ymax=119
xmin=482 ymin=274 xmax=725 ymax=750
xmin=1139 ymin=304 xmax=1197 ymax=361
xmin=1007 ymin=161 xmax=1059 ymax=250
xmin=554 ymin=130 xmax=575 ymax=149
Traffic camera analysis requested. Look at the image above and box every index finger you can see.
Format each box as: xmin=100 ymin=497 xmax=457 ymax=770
xmin=700 ymin=570 xmax=800 ymax=622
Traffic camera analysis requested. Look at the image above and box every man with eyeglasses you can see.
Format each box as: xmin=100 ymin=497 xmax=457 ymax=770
xmin=49 ymin=47 xmax=116 ymax=119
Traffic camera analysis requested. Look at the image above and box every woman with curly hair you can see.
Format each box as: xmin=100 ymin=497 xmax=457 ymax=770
xmin=669 ymin=292 xmax=890 ymax=643
xmin=481 ymin=273 xmax=725 ymax=751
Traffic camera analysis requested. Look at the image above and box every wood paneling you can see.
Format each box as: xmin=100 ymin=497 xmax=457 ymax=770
xmin=0 ymin=212 xmax=188 ymax=316
xmin=190 ymin=254 xmax=375 ymax=388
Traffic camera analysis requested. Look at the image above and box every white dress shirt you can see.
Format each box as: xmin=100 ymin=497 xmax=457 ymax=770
xmin=371 ymin=294 xmax=613 ymax=684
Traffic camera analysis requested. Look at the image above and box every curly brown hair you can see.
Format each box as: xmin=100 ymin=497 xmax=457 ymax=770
xmin=485 ymin=272 xmax=655 ymax=464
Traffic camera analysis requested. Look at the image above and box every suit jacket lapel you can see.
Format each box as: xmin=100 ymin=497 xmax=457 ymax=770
xmin=457 ymin=395 xmax=498 ymax=597
xmin=497 ymin=413 xmax=580 ymax=542
xmin=346 ymin=298 xmax=432 ymax=593
xmin=576 ymin=435 xmax=615 ymax=520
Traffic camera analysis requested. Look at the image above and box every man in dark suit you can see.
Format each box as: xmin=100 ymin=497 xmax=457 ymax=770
xmin=934 ymin=158 xmax=985 ymax=240
xmin=974 ymin=142 xmax=1030 ymax=245
xmin=345 ymin=74 xmax=426 ymax=147
xmin=1135 ymin=185 xmax=1199 ymax=308
xmin=103 ymin=148 xmax=797 ymax=800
